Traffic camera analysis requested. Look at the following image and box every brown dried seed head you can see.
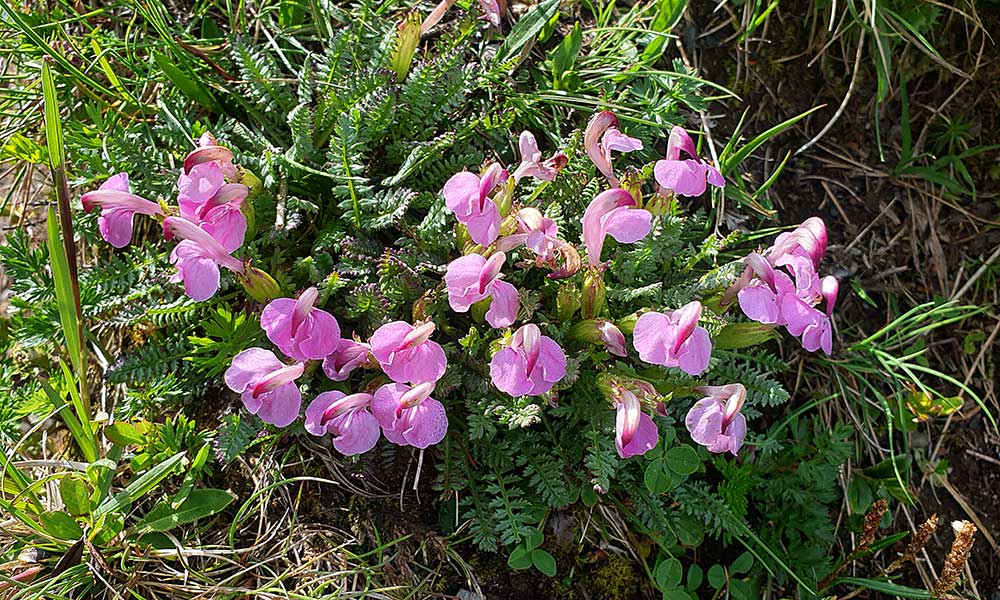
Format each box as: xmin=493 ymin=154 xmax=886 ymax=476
xmin=858 ymin=499 xmax=888 ymax=551
xmin=931 ymin=520 xmax=977 ymax=599
xmin=903 ymin=513 xmax=938 ymax=561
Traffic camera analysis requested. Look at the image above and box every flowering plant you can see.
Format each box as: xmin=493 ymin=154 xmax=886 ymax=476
xmin=78 ymin=110 xmax=839 ymax=571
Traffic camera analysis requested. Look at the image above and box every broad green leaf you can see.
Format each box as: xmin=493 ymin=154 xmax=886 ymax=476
xmin=135 ymin=488 xmax=235 ymax=532
xmin=707 ymin=564 xmax=725 ymax=589
xmin=686 ymin=563 xmax=703 ymax=591
xmin=60 ymin=477 xmax=91 ymax=517
xmin=531 ymin=549 xmax=557 ymax=577
xmin=105 ymin=422 xmax=146 ymax=447
xmin=40 ymin=511 xmax=83 ymax=540
xmin=494 ymin=0 xmax=562 ymax=66
xmin=644 ymin=462 xmax=674 ymax=495
xmin=665 ymin=445 xmax=699 ymax=475
xmin=654 ymin=558 xmax=683 ymax=590
xmin=641 ymin=0 xmax=685 ymax=63
xmin=507 ymin=545 xmax=532 ymax=569
xmin=523 ymin=528 xmax=544 ymax=551
xmin=730 ymin=551 xmax=753 ymax=574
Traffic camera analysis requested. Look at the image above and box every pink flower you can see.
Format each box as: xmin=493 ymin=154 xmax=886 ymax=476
xmin=496 ymin=208 xmax=582 ymax=279
xmin=490 ymin=323 xmax=566 ymax=396
xmin=768 ymin=217 xmax=827 ymax=269
xmin=736 ymin=251 xmax=837 ymax=355
xmin=184 ymin=131 xmax=239 ymax=181
xmin=304 ymin=391 xmax=380 ymax=455
xmin=584 ymin=111 xmax=643 ymax=186
xmin=653 ymin=126 xmax=725 ymax=197
xmin=444 ymin=251 xmax=519 ymax=328
xmin=372 ymin=382 xmax=448 ymax=448
xmin=224 ymin=348 xmax=304 ymax=427
xmin=261 ymin=287 xmax=341 ymax=361
xmin=476 ymin=0 xmax=502 ymax=26
xmin=163 ymin=217 xmax=245 ymax=301
xmin=780 ymin=285 xmax=835 ymax=354
xmin=633 ymin=301 xmax=712 ymax=376
xmin=322 ymin=339 xmax=371 ymax=381
xmin=581 ymin=188 xmax=652 ymax=267
xmin=177 ymin=162 xmax=248 ymax=252
xmin=81 ymin=173 xmax=164 ymax=248
xmin=443 ymin=163 xmax=508 ymax=245
xmin=497 ymin=208 xmax=558 ymax=260
xmin=686 ymin=384 xmax=747 ymax=455
xmin=369 ymin=320 xmax=447 ymax=384
xmin=614 ymin=388 xmax=659 ymax=458
xmin=513 ymin=131 xmax=567 ymax=182
xmin=569 ymin=319 xmax=627 ymax=357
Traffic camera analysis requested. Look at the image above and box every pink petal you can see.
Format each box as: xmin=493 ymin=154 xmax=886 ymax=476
xmin=170 ymin=241 xmax=221 ymax=301
xmin=200 ymin=205 xmax=247 ymax=253
xmin=98 ymin=207 xmax=136 ymax=249
xmin=530 ymin=336 xmax=567 ymax=394
xmin=633 ymin=311 xmax=672 ymax=365
xmin=603 ymin=207 xmax=652 ymax=245
xmin=722 ymin=413 xmax=747 ymax=455
xmin=322 ymin=341 xmax=370 ymax=381
xmin=738 ymin=284 xmax=780 ymax=324
xmin=490 ymin=347 xmax=532 ymax=396
xmin=261 ymin=298 xmax=297 ymax=354
xmin=331 ymin=410 xmax=381 ymax=455
xmin=443 ymin=172 xmax=481 ymax=218
xmin=101 ymin=172 xmax=130 ymax=192
xmin=654 ymin=159 xmax=708 ymax=197
xmin=685 ymin=398 xmax=724 ymax=448
xmin=225 ymin=348 xmax=284 ymax=393
xmin=464 ymin=201 xmax=501 ymax=246
xmin=394 ymin=341 xmax=447 ymax=384
xmin=178 ymin=161 xmax=225 ymax=205
xmin=252 ymin=383 xmax=302 ymax=427
xmin=372 ymin=383 xmax=405 ymax=429
xmin=485 ymin=280 xmax=519 ymax=328
xmin=445 ymin=254 xmax=488 ymax=312
xmin=369 ymin=321 xmax=415 ymax=364
xmin=293 ymin=310 xmax=341 ymax=360
xmin=666 ymin=126 xmax=698 ymax=161
xmin=400 ymin=399 xmax=448 ymax=448
xmin=780 ymin=294 xmax=819 ymax=336
xmin=706 ymin=166 xmax=725 ymax=188
xmin=677 ymin=327 xmax=712 ymax=376
xmin=616 ymin=411 xmax=659 ymax=458
xmin=304 ymin=391 xmax=346 ymax=436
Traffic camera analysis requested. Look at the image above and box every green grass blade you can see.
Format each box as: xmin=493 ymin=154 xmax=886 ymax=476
xmin=494 ymin=0 xmax=562 ymax=66
xmin=721 ymin=105 xmax=823 ymax=174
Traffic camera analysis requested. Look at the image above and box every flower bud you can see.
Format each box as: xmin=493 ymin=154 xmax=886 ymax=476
xmin=494 ymin=176 xmax=515 ymax=218
xmin=644 ymin=189 xmax=674 ymax=217
xmin=556 ymin=284 xmax=581 ymax=321
xmin=570 ymin=319 xmax=626 ymax=357
xmin=581 ymin=268 xmax=606 ymax=320
xmin=712 ymin=321 xmax=777 ymax=350
xmin=619 ymin=170 xmax=644 ymax=208
xmin=239 ymin=265 xmax=282 ymax=303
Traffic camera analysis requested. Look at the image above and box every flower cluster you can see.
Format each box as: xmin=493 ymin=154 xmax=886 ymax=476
xmin=441 ymin=116 xmax=744 ymax=459
xmin=729 ymin=217 xmax=839 ymax=354
xmin=224 ymin=287 xmax=449 ymax=454
xmin=79 ymin=114 xmax=837 ymax=465
xmin=82 ymin=133 xmax=259 ymax=301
